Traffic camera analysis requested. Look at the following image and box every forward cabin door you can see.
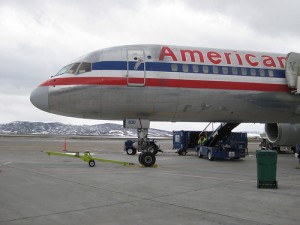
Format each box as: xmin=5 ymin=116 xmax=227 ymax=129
xmin=127 ymin=49 xmax=146 ymax=86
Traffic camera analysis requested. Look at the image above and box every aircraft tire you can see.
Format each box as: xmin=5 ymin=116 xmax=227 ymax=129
xmin=89 ymin=160 xmax=95 ymax=167
xmin=140 ymin=152 xmax=156 ymax=167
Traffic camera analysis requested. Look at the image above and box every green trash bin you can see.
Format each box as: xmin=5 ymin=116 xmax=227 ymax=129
xmin=256 ymin=150 xmax=278 ymax=189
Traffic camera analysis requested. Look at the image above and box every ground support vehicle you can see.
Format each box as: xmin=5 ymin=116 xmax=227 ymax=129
xmin=124 ymin=139 xmax=161 ymax=155
xmin=197 ymin=132 xmax=248 ymax=160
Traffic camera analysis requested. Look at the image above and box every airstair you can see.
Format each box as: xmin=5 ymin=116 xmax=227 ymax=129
xmin=203 ymin=123 xmax=240 ymax=147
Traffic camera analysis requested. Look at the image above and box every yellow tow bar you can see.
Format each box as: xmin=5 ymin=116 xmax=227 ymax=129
xmin=44 ymin=151 xmax=134 ymax=167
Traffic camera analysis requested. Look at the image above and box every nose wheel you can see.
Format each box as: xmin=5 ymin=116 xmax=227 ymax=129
xmin=139 ymin=152 xmax=156 ymax=167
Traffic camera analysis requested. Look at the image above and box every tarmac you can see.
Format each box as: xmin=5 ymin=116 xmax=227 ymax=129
xmin=0 ymin=135 xmax=299 ymax=225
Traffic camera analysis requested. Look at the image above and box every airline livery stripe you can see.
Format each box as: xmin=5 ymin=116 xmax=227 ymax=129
xmin=40 ymin=77 xmax=289 ymax=92
xmin=92 ymin=61 xmax=285 ymax=78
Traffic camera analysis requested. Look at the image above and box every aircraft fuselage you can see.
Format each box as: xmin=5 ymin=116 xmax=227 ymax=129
xmin=30 ymin=44 xmax=300 ymax=123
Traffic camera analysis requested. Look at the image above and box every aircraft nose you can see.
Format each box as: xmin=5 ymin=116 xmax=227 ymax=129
xmin=30 ymin=86 xmax=49 ymax=112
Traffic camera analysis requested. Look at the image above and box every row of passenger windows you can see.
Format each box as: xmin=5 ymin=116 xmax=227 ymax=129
xmin=56 ymin=62 xmax=92 ymax=76
xmin=170 ymin=64 xmax=275 ymax=77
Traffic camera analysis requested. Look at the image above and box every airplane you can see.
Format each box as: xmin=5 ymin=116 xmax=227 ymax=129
xmin=30 ymin=44 xmax=300 ymax=166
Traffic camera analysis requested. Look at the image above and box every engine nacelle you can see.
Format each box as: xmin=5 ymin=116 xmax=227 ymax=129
xmin=265 ymin=123 xmax=300 ymax=145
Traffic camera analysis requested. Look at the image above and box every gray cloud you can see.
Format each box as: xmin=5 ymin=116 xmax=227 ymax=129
xmin=182 ymin=0 xmax=300 ymax=38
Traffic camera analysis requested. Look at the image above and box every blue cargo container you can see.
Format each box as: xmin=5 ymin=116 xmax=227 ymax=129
xmin=173 ymin=131 xmax=188 ymax=155
xmin=173 ymin=131 xmax=211 ymax=155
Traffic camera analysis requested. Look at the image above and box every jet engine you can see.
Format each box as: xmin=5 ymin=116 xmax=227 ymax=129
xmin=265 ymin=123 xmax=300 ymax=145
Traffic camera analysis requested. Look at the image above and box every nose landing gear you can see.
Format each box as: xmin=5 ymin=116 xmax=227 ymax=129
xmin=137 ymin=128 xmax=156 ymax=167
xmin=123 ymin=119 xmax=157 ymax=167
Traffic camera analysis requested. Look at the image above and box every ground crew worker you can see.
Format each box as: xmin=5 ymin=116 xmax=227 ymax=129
xmin=198 ymin=133 xmax=207 ymax=145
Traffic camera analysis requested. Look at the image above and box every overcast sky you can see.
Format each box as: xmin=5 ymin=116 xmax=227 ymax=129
xmin=1 ymin=0 xmax=300 ymax=132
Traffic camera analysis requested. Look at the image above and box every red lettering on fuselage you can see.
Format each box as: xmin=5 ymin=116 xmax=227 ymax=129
xmin=207 ymin=51 xmax=222 ymax=64
xmin=159 ymin=46 xmax=178 ymax=61
xmin=234 ymin=51 xmax=243 ymax=65
xmin=224 ymin=52 xmax=232 ymax=64
xmin=180 ymin=50 xmax=204 ymax=63
xmin=262 ymin=55 xmax=276 ymax=68
xmin=277 ymin=56 xmax=286 ymax=68
xmin=245 ymin=54 xmax=259 ymax=67
xmin=159 ymin=46 xmax=286 ymax=69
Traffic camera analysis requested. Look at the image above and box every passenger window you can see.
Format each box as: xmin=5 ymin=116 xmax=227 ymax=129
xmin=250 ymin=69 xmax=256 ymax=76
xmin=77 ymin=62 xmax=91 ymax=74
xmin=241 ymin=68 xmax=247 ymax=75
xmin=222 ymin=67 xmax=228 ymax=75
xmin=171 ymin=64 xmax=178 ymax=72
xmin=67 ymin=63 xmax=80 ymax=74
xmin=268 ymin=70 xmax=274 ymax=77
xmin=259 ymin=69 xmax=265 ymax=77
xmin=203 ymin=65 xmax=209 ymax=74
xmin=232 ymin=67 xmax=238 ymax=75
xmin=192 ymin=65 xmax=199 ymax=73
xmin=182 ymin=64 xmax=189 ymax=73
xmin=213 ymin=66 xmax=218 ymax=74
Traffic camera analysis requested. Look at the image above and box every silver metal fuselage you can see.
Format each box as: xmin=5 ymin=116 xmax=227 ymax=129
xmin=30 ymin=44 xmax=300 ymax=123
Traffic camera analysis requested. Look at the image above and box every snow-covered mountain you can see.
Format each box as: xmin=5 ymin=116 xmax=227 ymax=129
xmin=0 ymin=121 xmax=172 ymax=137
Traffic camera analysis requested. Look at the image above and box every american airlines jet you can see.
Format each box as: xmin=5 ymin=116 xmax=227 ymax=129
xmin=30 ymin=44 xmax=300 ymax=166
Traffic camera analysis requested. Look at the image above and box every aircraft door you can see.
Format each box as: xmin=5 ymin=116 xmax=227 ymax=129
xmin=285 ymin=52 xmax=300 ymax=93
xmin=127 ymin=49 xmax=146 ymax=86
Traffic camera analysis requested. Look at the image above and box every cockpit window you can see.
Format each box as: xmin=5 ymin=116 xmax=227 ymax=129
xmin=56 ymin=64 xmax=72 ymax=75
xmin=77 ymin=62 xmax=91 ymax=74
xmin=67 ymin=63 xmax=80 ymax=74
xmin=55 ymin=62 xmax=92 ymax=76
